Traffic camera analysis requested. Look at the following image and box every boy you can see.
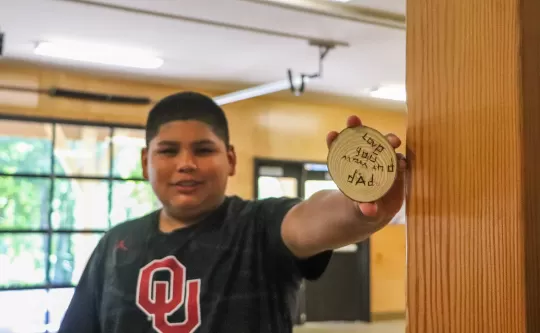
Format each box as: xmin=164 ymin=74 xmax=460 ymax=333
xmin=58 ymin=91 xmax=406 ymax=333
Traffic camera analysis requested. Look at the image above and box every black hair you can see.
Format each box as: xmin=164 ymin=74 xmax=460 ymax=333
xmin=145 ymin=91 xmax=230 ymax=147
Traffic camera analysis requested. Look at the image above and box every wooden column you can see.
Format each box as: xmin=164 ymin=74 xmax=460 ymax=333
xmin=406 ymin=1 xmax=540 ymax=332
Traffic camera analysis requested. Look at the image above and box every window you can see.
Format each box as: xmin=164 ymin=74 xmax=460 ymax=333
xmin=254 ymin=159 xmax=338 ymax=200
xmin=0 ymin=117 xmax=161 ymax=333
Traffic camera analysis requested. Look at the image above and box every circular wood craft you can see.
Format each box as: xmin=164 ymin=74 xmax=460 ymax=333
xmin=327 ymin=126 xmax=397 ymax=202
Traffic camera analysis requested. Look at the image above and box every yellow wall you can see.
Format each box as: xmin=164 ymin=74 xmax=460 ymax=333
xmin=371 ymin=224 xmax=407 ymax=316
xmin=0 ymin=59 xmax=407 ymax=315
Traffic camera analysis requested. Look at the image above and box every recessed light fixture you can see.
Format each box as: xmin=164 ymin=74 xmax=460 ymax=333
xmin=366 ymin=84 xmax=406 ymax=102
xmin=34 ymin=40 xmax=164 ymax=69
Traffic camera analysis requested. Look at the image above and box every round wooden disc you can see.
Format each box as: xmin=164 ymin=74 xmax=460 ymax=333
xmin=327 ymin=126 xmax=397 ymax=203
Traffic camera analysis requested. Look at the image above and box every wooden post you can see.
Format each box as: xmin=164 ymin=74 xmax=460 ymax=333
xmin=406 ymin=0 xmax=540 ymax=332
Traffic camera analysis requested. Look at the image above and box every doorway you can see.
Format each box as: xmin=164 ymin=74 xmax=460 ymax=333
xmin=254 ymin=158 xmax=371 ymax=324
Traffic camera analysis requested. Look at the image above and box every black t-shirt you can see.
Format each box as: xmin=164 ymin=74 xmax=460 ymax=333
xmin=58 ymin=196 xmax=333 ymax=333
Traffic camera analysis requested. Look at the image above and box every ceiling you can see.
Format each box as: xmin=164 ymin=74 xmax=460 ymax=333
xmin=0 ymin=0 xmax=406 ymax=103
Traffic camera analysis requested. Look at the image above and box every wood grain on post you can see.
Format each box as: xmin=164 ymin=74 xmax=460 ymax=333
xmin=406 ymin=0 xmax=540 ymax=332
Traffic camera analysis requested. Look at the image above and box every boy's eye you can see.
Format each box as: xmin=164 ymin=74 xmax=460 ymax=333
xmin=159 ymin=148 xmax=177 ymax=155
xmin=196 ymin=147 xmax=215 ymax=154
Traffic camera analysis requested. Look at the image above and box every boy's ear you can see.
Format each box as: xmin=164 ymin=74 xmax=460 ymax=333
xmin=227 ymin=145 xmax=237 ymax=177
xmin=141 ymin=147 xmax=149 ymax=180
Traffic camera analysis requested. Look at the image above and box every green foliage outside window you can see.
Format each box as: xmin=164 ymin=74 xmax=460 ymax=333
xmin=0 ymin=120 xmax=160 ymax=290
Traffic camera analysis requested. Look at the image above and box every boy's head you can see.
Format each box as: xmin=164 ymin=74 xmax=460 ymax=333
xmin=141 ymin=91 xmax=236 ymax=222
xmin=145 ymin=91 xmax=230 ymax=147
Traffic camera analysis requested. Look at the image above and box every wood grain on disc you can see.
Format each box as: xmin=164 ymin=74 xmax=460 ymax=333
xmin=327 ymin=126 xmax=397 ymax=203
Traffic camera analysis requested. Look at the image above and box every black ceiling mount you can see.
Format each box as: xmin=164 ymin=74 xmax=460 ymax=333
xmin=0 ymin=30 xmax=4 ymax=56
xmin=288 ymin=40 xmax=337 ymax=96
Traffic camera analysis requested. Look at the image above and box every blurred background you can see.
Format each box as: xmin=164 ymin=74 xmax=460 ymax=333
xmin=0 ymin=0 xmax=406 ymax=332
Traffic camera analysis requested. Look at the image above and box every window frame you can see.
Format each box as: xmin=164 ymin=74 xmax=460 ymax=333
xmin=253 ymin=157 xmax=335 ymax=200
xmin=0 ymin=113 xmax=147 ymax=293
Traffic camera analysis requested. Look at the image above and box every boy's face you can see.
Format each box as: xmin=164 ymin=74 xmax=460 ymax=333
xmin=141 ymin=120 xmax=236 ymax=220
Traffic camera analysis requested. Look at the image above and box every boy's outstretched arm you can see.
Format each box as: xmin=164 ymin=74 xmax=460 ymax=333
xmin=281 ymin=115 xmax=406 ymax=259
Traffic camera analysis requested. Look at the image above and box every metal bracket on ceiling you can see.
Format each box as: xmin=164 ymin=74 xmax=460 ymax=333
xmin=288 ymin=40 xmax=336 ymax=96
xmin=0 ymin=30 xmax=4 ymax=56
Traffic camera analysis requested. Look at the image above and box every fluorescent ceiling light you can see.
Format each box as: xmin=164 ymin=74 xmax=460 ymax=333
xmin=367 ymin=84 xmax=406 ymax=102
xmin=213 ymin=76 xmax=308 ymax=106
xmin=34 ymin=41 xmax=163 ymax=69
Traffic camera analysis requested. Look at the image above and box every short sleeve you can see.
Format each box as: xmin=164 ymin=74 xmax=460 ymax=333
xmin=257 ymin=197 xmax=333 ymax=281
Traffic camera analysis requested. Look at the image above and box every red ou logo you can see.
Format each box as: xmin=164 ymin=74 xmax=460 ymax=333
xmin=136 ymin=256 xmax=202 ymax=333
